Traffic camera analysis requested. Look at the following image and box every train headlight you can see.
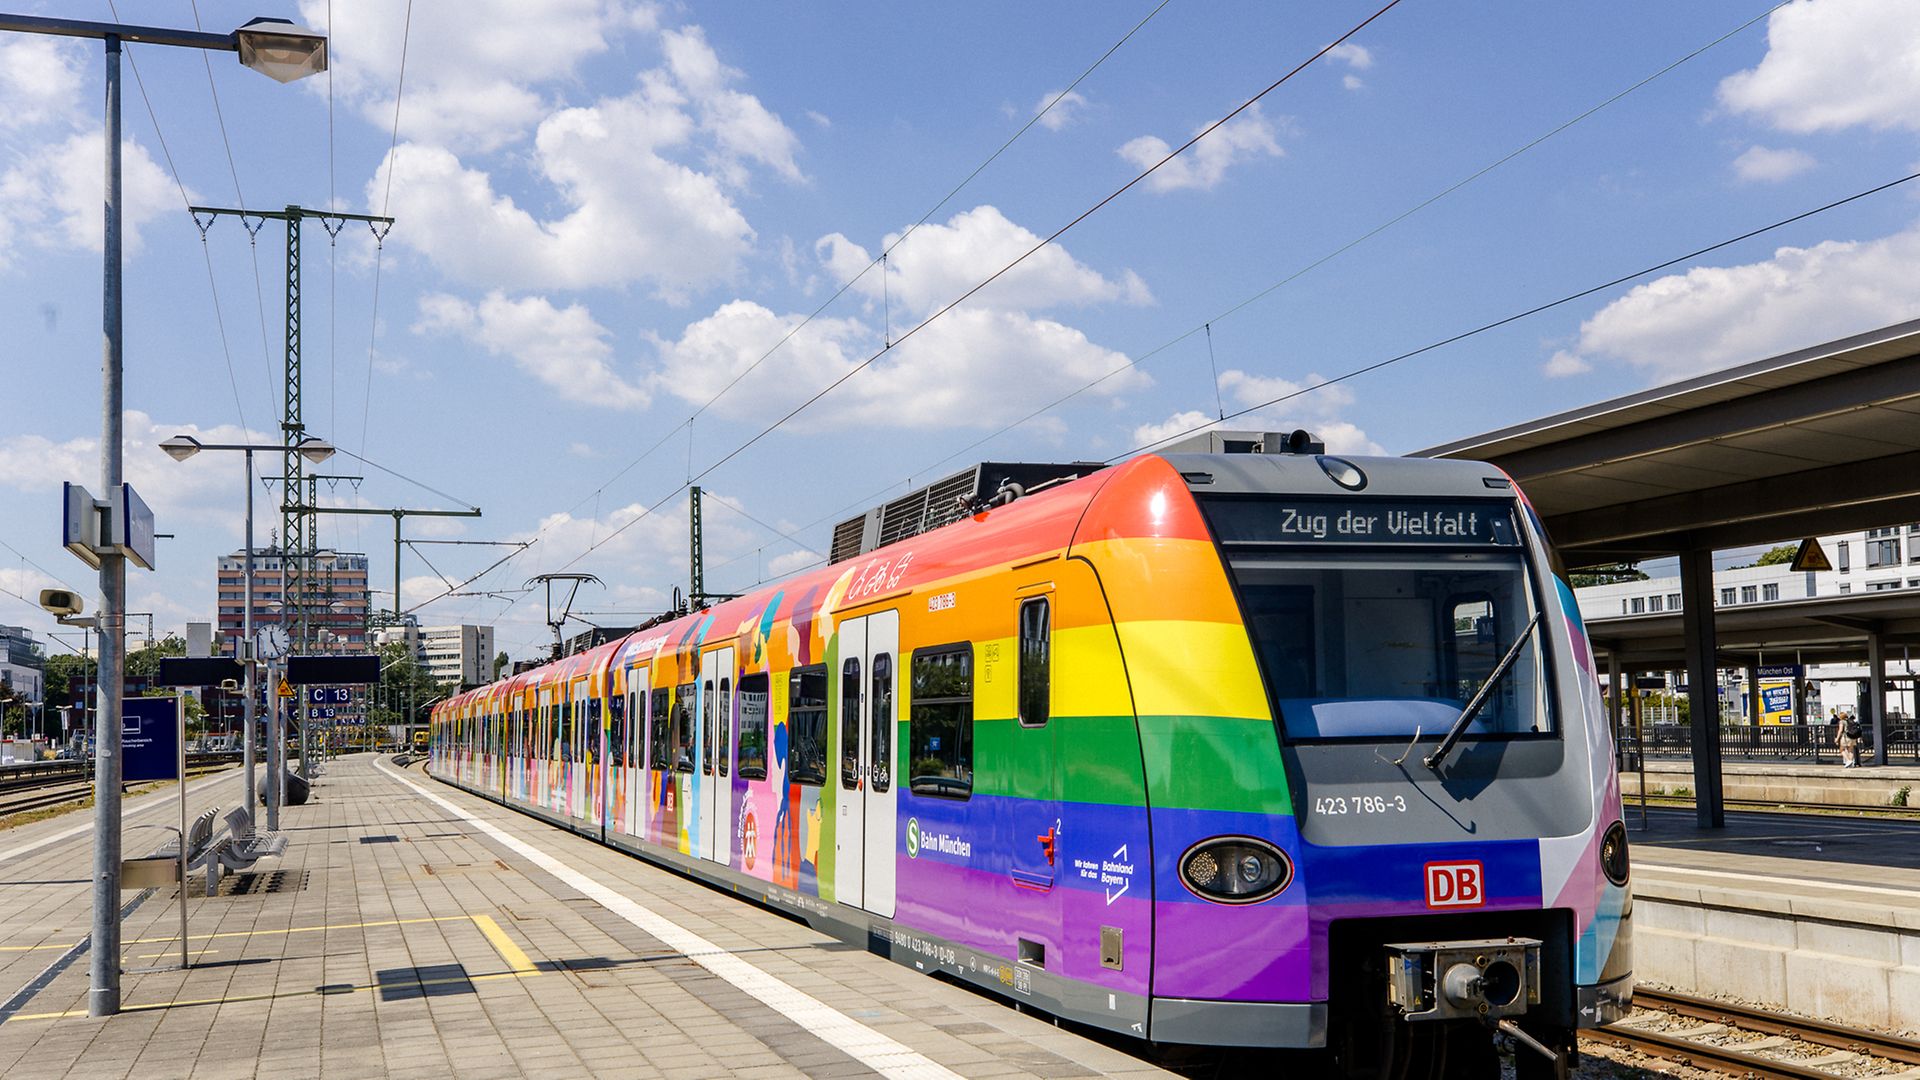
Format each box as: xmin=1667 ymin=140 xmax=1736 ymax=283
xmin=1600 ymin=821 xmax=1630 ymax=887
xmin=1179 ymin=837 xmax=1292 ymax=904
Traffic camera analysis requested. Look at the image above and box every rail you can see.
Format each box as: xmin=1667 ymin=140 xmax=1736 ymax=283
xmin=1589 ymin=987 xmax=1920 ymax=1079
xmin=0 ymin=752 xmax=243 ymax=817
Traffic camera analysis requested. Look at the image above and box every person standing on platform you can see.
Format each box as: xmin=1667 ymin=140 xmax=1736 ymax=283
xmin=1835 ymin=709 xmax=1863 ymax=768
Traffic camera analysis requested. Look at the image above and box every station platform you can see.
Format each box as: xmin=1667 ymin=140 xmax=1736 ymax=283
xmin=0 ymin=754 xmax=1171 ymax=1080
xmin=1630 ymin=805 xmax=1920 ymax=1033
xmin=1621 ymin=757 xmax=1920 ymax=809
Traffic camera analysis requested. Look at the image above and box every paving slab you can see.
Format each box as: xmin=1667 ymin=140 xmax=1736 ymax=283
xmin=0 ymin=754 xmax=1175 ymax=1078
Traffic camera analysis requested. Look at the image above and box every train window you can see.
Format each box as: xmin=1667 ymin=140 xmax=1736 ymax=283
xmin=588 ymin=696 xmax=603 ymax=762
xmin=650 ymin=687 xmax=670 ymax=769
xmin=841 ymin=657 xmax=862 ymax=790
xmin=609 ymin=691 xmax=626 ymax=768
xmin=1220 ymin=548 xmax=1553 ymax=742
xmin=870 ymin=654 xmax=893 ymax=793
xmin=909 ymin=644 xmax=973 ymax=798
xmin=702 ymin=678 xmax=715 ymax=775
xmin=788 ymin=665 xmax=828 ymax=786
xmin=560 ymin=699 xmax=572 ymax=764
xmin=674 ymin=683 xmax=696 ymax=772
xmin=1018 ymin=598 xmax=1050 ymax=727
xmin=719 ymin=676 xmax=731 ymax=778
xmin=737 ymin=674 xmax=769 ymax=779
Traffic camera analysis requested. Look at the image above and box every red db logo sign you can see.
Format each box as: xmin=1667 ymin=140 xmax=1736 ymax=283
xmin=1424 ymin=861 xmax=1485 ymax=908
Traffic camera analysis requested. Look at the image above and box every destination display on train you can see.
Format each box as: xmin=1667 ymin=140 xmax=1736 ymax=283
xmin=1203 ymin=498 xmax=1520 ymax=546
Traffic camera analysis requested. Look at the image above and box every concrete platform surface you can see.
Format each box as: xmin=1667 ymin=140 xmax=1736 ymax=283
xmin=1629 ymin=806 xmax=1920 ymax=1032
xmin=0 ymin=754 xmax=1172 ymax=1080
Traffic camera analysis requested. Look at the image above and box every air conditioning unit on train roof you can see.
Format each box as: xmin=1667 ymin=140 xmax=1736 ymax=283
xmin=1154 ymin=428 xmax=1325 ymax=456
xmin=828 ymin=461 xmax=1105 ymax=564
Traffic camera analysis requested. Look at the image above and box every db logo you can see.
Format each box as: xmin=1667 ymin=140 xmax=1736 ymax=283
xmin=1424 ymin=861 xmax=1485 ymax=908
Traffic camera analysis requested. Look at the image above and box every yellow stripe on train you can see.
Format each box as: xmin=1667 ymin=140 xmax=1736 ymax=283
xmin=1114 ymin=620 xmax=1270 ymax=721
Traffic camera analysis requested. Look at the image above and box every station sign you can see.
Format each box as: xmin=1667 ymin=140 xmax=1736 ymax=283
xmin=122 ymin=696 xmax=181 ymax=783
xmin=307 ymin=686 xmax=353 ymax=705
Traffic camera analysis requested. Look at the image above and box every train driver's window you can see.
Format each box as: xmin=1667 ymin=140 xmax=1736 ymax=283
xmin=649 ymin=686 xmax=670 ymax=769
xmin=841 ymin=657 xmax=862 ymax=790
xmin=788 ymin=665 xmax=828 ymax=785
xmin=909 ymin=644 xmax=973 ymax=799
xmin=736 ymin=674 xmax=769 ymax=779
xmin=673 ymin=682 xmax=696 ymax=772
xmin=1018 ymin=598 xmax=1050 ymax=727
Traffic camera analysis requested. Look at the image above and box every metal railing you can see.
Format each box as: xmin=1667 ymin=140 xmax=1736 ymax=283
xmin=1624 ymin=722 xmax=1920 ymax=764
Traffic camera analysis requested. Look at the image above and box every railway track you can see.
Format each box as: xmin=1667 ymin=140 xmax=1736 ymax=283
xmin=1628 ymin=794 xmax=1920 ymax=820
xmin=0 ymin=754 xmax=241 ymax=819
xmin=1587 ymin=987 xmax=1920 ymax=1078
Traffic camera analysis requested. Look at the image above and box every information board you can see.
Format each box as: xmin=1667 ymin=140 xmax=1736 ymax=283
xmin=123 ymin=696 xmax=181 ymax=783
xmin=1201 ymin=497 xmax=1520 ymax=547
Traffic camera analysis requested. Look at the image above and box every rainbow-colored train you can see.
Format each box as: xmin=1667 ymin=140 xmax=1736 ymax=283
xmin=430 ymin=447 xmax=1631 ymax=1076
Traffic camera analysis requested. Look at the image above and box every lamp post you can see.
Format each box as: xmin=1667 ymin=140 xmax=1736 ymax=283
xmin=161 ymin=435 xmax=334 ymax=834
xmin=2 ymin=10 xmax=326 ymax=1019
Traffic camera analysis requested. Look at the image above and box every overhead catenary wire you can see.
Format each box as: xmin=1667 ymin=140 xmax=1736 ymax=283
xmin=1117 ymin=167 xmax=1920 ymax=461
xmin=484 ymin=0 xmax=1183 ymax=595
xmin=359 ymin=0 xmax=414 ymax=461
xmin=526 ymin=0 xmax=1407 ymax=587
xmin=722 ymin=0 xmax=1801 ymax=557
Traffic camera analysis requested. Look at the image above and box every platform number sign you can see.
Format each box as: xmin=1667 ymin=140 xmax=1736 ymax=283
xmin=1424 ymin=861 xmax=1485 ymax=908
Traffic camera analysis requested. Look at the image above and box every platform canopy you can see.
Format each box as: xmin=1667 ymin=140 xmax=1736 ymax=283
xmin=1417 ymin=319 xmax=1920 ymax=569
xmin=1583 ymin=590 xmax=1920 ymax=670
xmin=1418 ymin=319 xmax=1920 ymax=820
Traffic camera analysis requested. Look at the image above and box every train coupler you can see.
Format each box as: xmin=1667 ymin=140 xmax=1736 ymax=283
xmin=1381 ymin=936 xmax=1543 ymax=1022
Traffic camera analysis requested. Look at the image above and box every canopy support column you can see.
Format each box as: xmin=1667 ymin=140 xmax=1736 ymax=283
xmin=1679 ymin=547 xmax=1725 ymax=827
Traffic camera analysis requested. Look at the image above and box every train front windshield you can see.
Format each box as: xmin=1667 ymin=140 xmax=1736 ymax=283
xmin=1202 ymin=496 xmax=1554 ymax=743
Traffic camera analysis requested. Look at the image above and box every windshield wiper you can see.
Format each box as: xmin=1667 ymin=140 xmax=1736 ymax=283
xmin=1424 ymin=611 xmax=1543 ymax=772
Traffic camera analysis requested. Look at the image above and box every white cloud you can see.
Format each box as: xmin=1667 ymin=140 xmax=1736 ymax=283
xmin=1547 ymin=221 xmax=1920 ymax=382
xmin=0 ymin=130 xmax=179 ymax=272
xmin=1131 ymin=369 xmax=1382 ymax=455
xmin=647 ymin=206 xmax=1154 ymax=431
xmin=415 ymin=292 xmax=649 ymax=409
xmin=1718 ymin=0 xmax=1920 ymax=134
xmin=1732 ymin=145 xmax=1816 ymax=183
xmin=0 ymin=413 xmax=276 ymax=529
xmin=1342 ymin=74 xmax=1365 ymax=92
xmin=1117 ymin=103 xmax=1283 ymax=193
xmin=1542 ymin=350 xmax=1593 ymax=378
xmin=1035 ymin=89 xmax=1089 ymax=132
xmin=304 ymin=0 xmax=653 ymax=153
xmin=1328 ymin=43 xmax=1374 ymax=70
xmin=816 ymin=205 xmax=1151 ymax=316
xmin=0 ymin=37 xmax=84 ymax=131
xmin=805 ymin=110 xmax=832 ymax=129
xmin=368 ymin=22 xmax=800 ymax=299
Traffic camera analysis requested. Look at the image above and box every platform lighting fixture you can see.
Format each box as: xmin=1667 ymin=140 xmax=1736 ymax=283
xmin=0 ymin=7 xmax=329 ymax=1021
xmin=234 ymin=17 xmax=328 ymax=83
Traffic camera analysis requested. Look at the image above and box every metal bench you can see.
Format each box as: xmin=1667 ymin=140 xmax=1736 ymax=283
xmin=199 ymin=808 xmax=288 ymax=895
xmin=121 ymin=807 xmax=222 ymax=891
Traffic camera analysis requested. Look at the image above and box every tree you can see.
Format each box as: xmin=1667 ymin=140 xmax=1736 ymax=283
xmin=492 ymin=651 xmax=509 ymax=682
xmin=1568 ymin=562 xmax=1649 ymax=588
xmin=1754 ymin=543 xmax=1798 ymax=567
xmin=43 ymin=652 xmax=96 ymax=711
xmin=126 ymin=634 xmax=187 ymax=681
xmin=372 ymin=642 xmax=440 ymax=730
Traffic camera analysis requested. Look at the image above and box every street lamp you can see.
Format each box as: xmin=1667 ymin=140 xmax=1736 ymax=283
xmin=160 ymin=434 xmax=335 ymax=834
xmin=0 ymin=10 xmax=326 ymax=1020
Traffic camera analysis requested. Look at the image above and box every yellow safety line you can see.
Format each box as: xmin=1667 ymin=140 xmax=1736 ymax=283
xmin=471 ymin=914 xmax=536 ymax=974
xmin=0 ymin=914 xmax=469 ymax=953
xmin=2 ymin=915 xmax=542 ymax=1025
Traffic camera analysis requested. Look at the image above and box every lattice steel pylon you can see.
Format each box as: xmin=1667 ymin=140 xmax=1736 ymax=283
xmin=190 ymin=203 xmax=394 ymax=654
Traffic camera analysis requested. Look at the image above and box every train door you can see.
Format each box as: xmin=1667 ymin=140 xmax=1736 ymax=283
xmin=699 ymin=646 xmax=735 ymax=865
xmin=623 ymin=666 xmax=648 ymax=837
xmin=1009 ymin=593 xmax=1060 ymax=894
xmin=834 ymin=611 xmax=899 ymax=915
xmin=568 ymin=676 xmax=588 ymax=821
xmin=864 ymin=611 xmax=899 ymax=917
xmin=537 ymin=685 xmax=556 ymax=810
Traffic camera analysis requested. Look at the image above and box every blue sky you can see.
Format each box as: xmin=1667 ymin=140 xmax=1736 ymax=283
xmin=2 ymin=0 xmax=1917 ymax=660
